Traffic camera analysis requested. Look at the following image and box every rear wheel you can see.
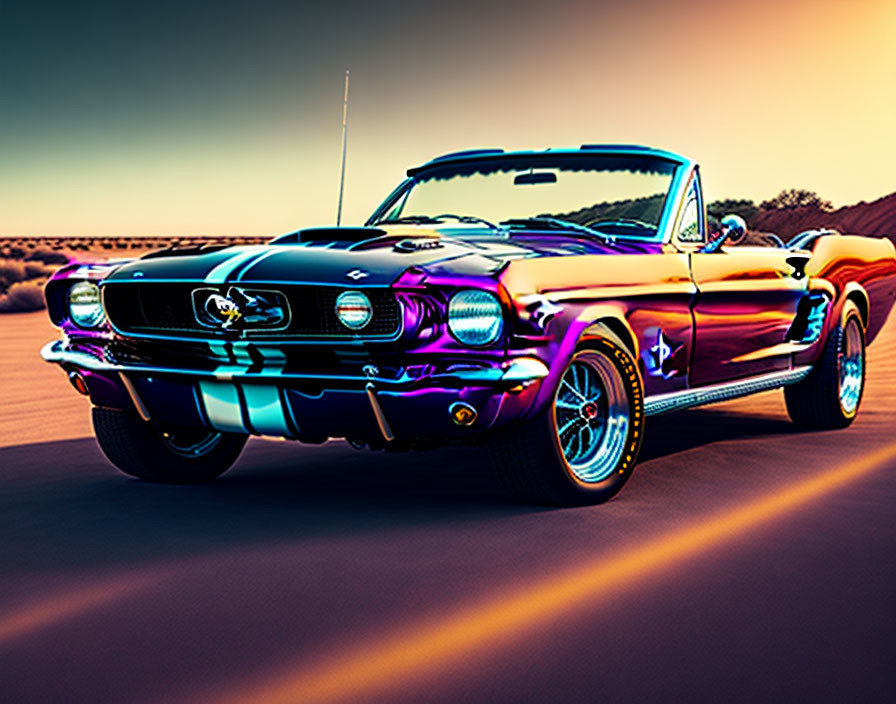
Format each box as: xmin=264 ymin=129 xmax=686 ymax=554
xmin=92 ymin=407 xmax=247 ymax=483
xmin=785 ymin=302 xmax=865 ymax=429
xmin=489 ymin=331 xmax=645 ymax=506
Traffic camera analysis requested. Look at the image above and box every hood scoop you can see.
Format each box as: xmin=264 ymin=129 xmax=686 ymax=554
xmin=393 ymin=236 xmax=443 ymax=253
xmin=270 ymin=227 xmax=387 ymax=245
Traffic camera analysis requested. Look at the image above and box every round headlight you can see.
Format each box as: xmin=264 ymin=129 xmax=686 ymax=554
xmin=448 ymin=290 xmax=503 ymax=346
xmin=68 ymin=281 xmax=106 ymax=328
xmin=335 ymin=290 xmax=372 ymax=330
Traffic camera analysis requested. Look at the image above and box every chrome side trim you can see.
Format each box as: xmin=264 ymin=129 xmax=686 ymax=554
xmin=644 ymin=367 xmax=811 ymax=416
xmin=730 ymin=341 xmax=813 ymax=364
xmin=119 ymin=372 xmax=151 ymax=422
xmin=242 ymin=385 xmax=291 ymax=437
xmin=197 ymin=380 xmax=247 ymax=433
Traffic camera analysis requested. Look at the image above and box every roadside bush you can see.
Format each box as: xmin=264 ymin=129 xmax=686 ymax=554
xmin=0 ymin=281 xmax=46 ymax=312
xmin=25 ymin=247 xmax=70 ymax=265
xmin=0 ymin=260 xmax=27 ymax=291
xmin=760 ymin=189 xmax=833 ymax=211
xmin=707 ymin=199 xmax=759 ymax=227
xmin=24 ymin=261 xmax=55 ymax=279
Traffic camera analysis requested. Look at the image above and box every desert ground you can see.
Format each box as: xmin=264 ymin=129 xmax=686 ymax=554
xmin=1 ymin=309 xmax=894 ymax=703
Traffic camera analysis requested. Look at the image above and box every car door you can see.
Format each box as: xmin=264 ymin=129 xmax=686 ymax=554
xmin=667 ymin=169 xmax=809 ymax=388
xmin=689 ymin=242 xmax=809 ymax=387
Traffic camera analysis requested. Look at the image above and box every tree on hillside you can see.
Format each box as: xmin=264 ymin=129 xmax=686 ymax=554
xmin=706 ymin=199 xmax=759 ymax=226
xmin=759 ymin=189 xmax=832 ymax=211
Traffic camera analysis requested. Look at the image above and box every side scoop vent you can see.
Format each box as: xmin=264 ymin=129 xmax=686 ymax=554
xmin=786 ymin=293 xmax=830 ymax=343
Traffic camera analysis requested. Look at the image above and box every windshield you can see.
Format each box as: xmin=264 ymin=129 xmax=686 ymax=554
xmin=369 ymin=154 xmax=678 ymax=240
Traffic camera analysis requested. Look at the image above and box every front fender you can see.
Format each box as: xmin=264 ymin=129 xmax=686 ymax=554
xmin=524 ymin=304 xmax=640 ymax=419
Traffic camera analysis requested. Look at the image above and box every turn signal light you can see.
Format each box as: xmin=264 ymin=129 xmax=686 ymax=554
xmin=449 ymin=402 xmax=478 ymax=426
xmin=68 ymin=371 xmax=89 ymax=396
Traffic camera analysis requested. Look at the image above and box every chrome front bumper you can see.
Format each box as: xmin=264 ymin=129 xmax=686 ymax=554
xmin=42 ymin=339 xmax=550 ymax=442
xmin=40 ymin=340 xmax=550 ymax=390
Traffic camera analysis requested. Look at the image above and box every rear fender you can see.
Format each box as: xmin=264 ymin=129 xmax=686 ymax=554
xmin=793 ymin=282 xmax=869 ymax=369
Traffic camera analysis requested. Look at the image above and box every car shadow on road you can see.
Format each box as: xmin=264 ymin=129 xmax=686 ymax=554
xmin=0 ymin=406 xmax=799 ymax=578
xmin=639 ymin=407 xmax=795 ymax=462
xmin=0 ymin=435 xmax=516 ymax=579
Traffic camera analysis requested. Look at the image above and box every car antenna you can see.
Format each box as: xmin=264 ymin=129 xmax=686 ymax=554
xmin=336 ymin=69 xmax=350 ymax=226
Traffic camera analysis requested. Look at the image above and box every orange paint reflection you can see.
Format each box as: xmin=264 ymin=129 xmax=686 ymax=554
xmin=0 ymin=573 xmax=158 ymax=644
xmin=211 ymin=442 xmax=896 ymax=704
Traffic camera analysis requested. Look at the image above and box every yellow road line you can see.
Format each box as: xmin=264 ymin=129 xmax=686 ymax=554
xmin=0 ymin=573 xmax=158 ymax=645
xmin=211 ymin=441 xmax=896 ymax=704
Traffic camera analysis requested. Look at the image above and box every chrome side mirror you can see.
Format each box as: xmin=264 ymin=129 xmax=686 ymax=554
xmin=700 ymin=214 xmax=747 ymax=253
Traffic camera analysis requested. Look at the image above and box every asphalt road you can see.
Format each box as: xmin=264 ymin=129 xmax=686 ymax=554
xmin=1 ymin=311 xmax=895 ymax=703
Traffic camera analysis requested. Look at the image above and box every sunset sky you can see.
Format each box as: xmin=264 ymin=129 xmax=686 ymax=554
xmin=1 ymin=0 xmax=894 ymax=236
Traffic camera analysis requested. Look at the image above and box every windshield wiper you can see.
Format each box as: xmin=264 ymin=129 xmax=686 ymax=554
xmin=586 ymin=217 xmax=655 ymax=231
xmin=380 ymin=213 xmax=503 ymax=231
xmin=431 ymin=213 xmax=502 ymax=230
xmin=501 ymin=217 xmax=613 ymax=243
xmin=379 ymin=215 xmax=443 ymax=224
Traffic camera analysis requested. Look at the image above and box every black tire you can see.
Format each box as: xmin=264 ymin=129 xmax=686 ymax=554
xmin=488 ymin=330 xmax=645 ymax=506
xmin=784 ymin=302 xmax=865 ymax=429
xmin=92 ymin=407 xmax=247 ymax=483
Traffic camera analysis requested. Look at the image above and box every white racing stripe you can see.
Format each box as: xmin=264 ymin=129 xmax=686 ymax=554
xmin=242 ymin=385 xmax=292 ymax=436
xmin=252 ymin=345 xmax=286 ymax=371
xmin=201 ymin=326 xmax=294 ymax=437
xmin=210 ymin=344 xmax=254 ymax=381
xmin=198 ymin=379 xmax=293 ymax=437
xmin=201 ymin=340 xmax=291 ymax=436
xmin=208 ymin=342 xmax=286 ymax=380
xmin=198 ymin=380 xmax=247 ymax=433
xmin=233 ymin=247 xmax=283 ymax=280
xmin=204 ymin=247 xmax=269 ymax=284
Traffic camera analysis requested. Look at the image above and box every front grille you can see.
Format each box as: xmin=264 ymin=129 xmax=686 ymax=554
xmin=106 ymin=338 xmax=219 ymax=370
xmin=102 ymin=282 xmax=402 ymax=339
xmin=105 ymin=337 xmax=407 ymax=379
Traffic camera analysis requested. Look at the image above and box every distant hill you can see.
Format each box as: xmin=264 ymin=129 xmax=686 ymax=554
xmin=752 ymin=192 xmax=896 ymax=242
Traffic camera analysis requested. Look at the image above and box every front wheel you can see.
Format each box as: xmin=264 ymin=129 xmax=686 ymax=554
xmin=92 ymin=407 xmax=248 ymax=483
xmin=488 ymin=332 xmax=645 ymax=506
xmin=785 ymin=302 xmax=865 ymax=429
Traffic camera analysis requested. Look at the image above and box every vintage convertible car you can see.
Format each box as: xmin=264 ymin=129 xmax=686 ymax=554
xmin=41 ymin=145 xmax=896 ymax=505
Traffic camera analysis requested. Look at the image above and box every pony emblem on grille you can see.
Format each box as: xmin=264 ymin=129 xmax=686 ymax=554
xmin=192 ymin=287 xmax=288 ymax=330
xmin=204 ymin=293 xmax=243 ymax=327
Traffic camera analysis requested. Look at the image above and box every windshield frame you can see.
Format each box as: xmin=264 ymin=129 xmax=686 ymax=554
xmin=367 ymin=151 xmax=692 ymax=244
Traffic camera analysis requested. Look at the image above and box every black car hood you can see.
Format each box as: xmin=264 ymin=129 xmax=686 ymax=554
xmin=104 ymin=227 xmax=652 ymax=286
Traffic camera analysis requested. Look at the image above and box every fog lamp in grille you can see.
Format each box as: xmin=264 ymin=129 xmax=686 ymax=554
xmin=335 ymin=290 xmax=372 ymax=330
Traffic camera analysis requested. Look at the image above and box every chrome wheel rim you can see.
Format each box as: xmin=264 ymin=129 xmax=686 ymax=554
xmin=160 ymin=427 xmax=222 ymax=458
xmin=554 ymin=354 xmax=630 ymax=483
xmin=839 ymin=320 xmax=864 ymax=416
